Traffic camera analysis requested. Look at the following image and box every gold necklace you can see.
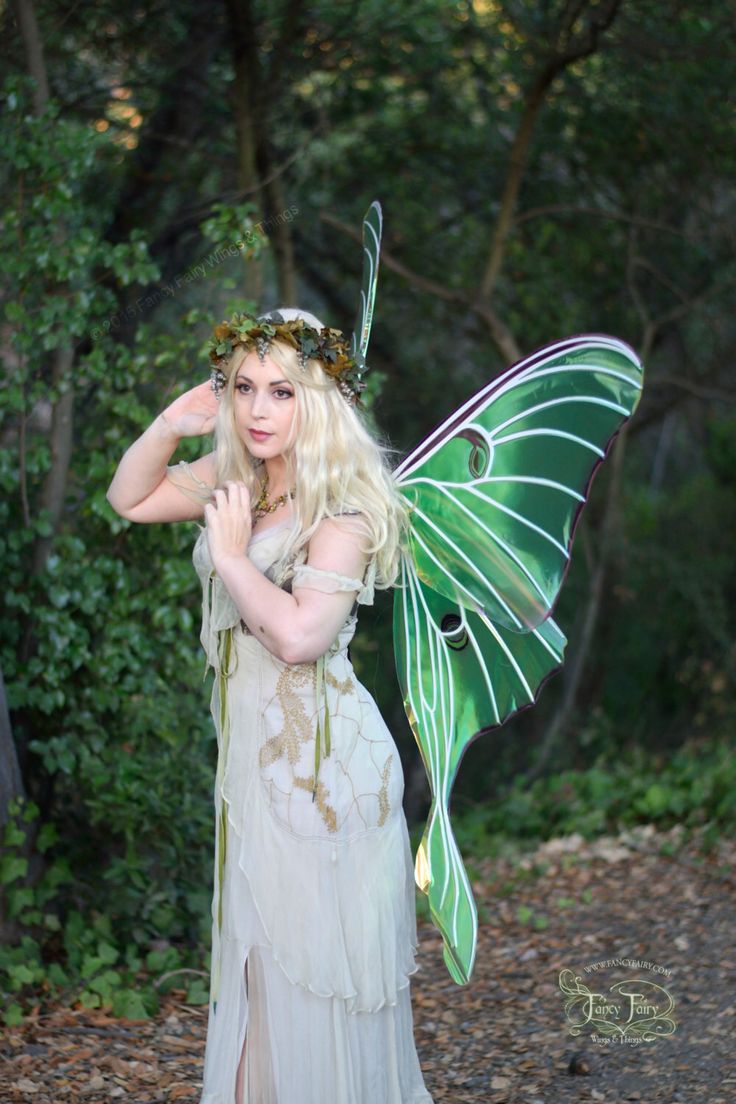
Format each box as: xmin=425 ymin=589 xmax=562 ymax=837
xmin=252 ymin=472 xmax=296 ymax=520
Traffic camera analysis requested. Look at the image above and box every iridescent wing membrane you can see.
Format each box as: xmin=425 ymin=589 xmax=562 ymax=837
xmin=392 ymin=335 xmax=644 ymax=984
xmin=349 ymin=200 xmax=383 ymax=376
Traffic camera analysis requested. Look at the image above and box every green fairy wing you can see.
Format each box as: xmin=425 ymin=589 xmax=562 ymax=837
xmin=394 ymin=557 xmax=567 ymax=985
xmin=392 ymin=334 xmax=644 ymax=984
xmin=349 ymin=200 xmax=382 ymax=382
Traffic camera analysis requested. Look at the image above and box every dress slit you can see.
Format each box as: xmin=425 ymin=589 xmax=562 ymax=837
xmin=243 ymin=946 xmax=278 ymax=1102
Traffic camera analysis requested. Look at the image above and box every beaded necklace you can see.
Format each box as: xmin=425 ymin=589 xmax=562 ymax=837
xmin=252 ymin=471 xmax=296 ymax=521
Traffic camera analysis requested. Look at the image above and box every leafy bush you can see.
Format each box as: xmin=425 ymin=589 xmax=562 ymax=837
xmin=410 ymin=736 xmax=736 ymax=868
xmin=1 ymin=796 xmax=212 ymax=1026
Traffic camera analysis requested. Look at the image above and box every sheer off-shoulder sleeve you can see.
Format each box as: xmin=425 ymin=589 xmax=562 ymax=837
xmin=290 ymin=512 xmax=377 ymax=606
xmin=291 ymin=565 xmax=377 ymax=609
xmin=165 ymin=459 xmax=215 ymax=506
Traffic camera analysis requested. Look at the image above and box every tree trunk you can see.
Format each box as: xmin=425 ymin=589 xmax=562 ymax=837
xmin=225 ymin=0 xmax=266 ymax=302
xmin=224 ymin=0 xmax=301 ymax=303
xmin=263 ymin=168 xmax=297 ymax=303
xmin=8 ymin=0 xmax=75 ymax=847
xmin=0 ymin=665 xmax=24 ymax=827
xmin=13 ymin=0 xmax=48 ymax=110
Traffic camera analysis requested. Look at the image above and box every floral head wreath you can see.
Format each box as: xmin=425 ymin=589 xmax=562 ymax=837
xmin=208 ymin=310 xmax=366 ymax=407
xmin=206 ymin=201 xmax=383 ymax=412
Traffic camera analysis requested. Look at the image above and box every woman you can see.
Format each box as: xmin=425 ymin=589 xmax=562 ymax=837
xmin=106 ymin=307 xmax=434 ymax=1104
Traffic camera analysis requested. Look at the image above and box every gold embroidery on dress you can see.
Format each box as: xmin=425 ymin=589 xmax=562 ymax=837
xmin=259 ymin=662 xmax=356 ymax=835
xmin=325 ymin=670 xmax=355 ymax=695
xmin=259 ymin=664 xmax=316 ymax=769
xmin=293 ymin=775 xmax=338 ymax=833
xmin=254 ymin=586 xmax=389 ymax=836
xmin=377 ymin=754 xmax=392 ymax=827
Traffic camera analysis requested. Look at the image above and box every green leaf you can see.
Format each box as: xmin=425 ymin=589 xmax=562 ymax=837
xmin=111 ymin=988 xmax=150 ymax=1020
xmin=0 ymin=856 xmax=28 ymax=885
xmin=3 ymin=1003 xmax=24 ymax=1027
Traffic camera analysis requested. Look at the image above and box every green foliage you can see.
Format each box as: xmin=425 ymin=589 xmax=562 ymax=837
xmin=594 ymin=420 xmax=736 ymax=747
xmin=441 ymin=737 xmax=736 ymax=859
xmin=0 ymin=798 xmax=209 ymax=1025
xmin=0 ymin=75 xmax=160 ymax=400
xmin=200 ymin=200 xmax=265 ymax=260
xmin=0 ymin=76 xmax=225 ymax=1024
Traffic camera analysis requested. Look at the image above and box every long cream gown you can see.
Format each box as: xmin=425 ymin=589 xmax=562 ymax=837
xmin=165 ymin=461 xmax=434 ymax=1104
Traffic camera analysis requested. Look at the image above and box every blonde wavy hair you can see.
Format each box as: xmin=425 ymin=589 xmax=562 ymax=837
xmin=211 ymin=307 xmax=411 ymax=593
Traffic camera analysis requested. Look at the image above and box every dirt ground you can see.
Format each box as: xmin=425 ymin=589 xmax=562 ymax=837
xmin=2 ymin=823 xmax=734 ymax=1102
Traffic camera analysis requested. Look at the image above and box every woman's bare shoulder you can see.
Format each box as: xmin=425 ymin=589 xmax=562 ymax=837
xmin=314 ymin=510 xmax=372 ymax=555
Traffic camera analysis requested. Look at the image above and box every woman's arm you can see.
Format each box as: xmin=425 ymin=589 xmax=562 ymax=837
xmin=106 ymin=380 xmax=218 ymax=522
xmin=214 ymin=516 xmax=370 ymax=664
xmin=106 ymin=413 xmax=182 ymax=517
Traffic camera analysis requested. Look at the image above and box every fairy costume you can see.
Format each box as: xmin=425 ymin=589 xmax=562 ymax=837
xmin=162 ymin=468 xmax=434 ymax=1102
xmin=167 ymin=202 xmax=644 ymax=1100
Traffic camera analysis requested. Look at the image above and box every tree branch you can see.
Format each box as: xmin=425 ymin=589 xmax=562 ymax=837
xmin=478 ymin=0 xmax=623 ymax=303
xmin=321 ymin=211 xmax=521 ymax=363
xmin=515 ymin=203 xmax=700 ymax=242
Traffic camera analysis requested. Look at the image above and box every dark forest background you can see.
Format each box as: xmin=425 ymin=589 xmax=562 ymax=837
xmin=1 ymin=0 xmax=734 ymax=1021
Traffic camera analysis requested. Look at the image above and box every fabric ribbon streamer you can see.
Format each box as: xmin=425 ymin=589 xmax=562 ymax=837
xmin=212 ymin=625 xmax=235 ymax=1007
xmin=203 ymin=569 xmax=217 ymax=682
xmin=312 ymin=653 xmax=331 ymax=800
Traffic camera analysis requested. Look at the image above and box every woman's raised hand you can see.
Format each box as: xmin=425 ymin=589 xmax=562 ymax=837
xmin=205 ymin=482 xmax=253 ymax=568
xmin=160 ymin=380 xmax=219 ymax=439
